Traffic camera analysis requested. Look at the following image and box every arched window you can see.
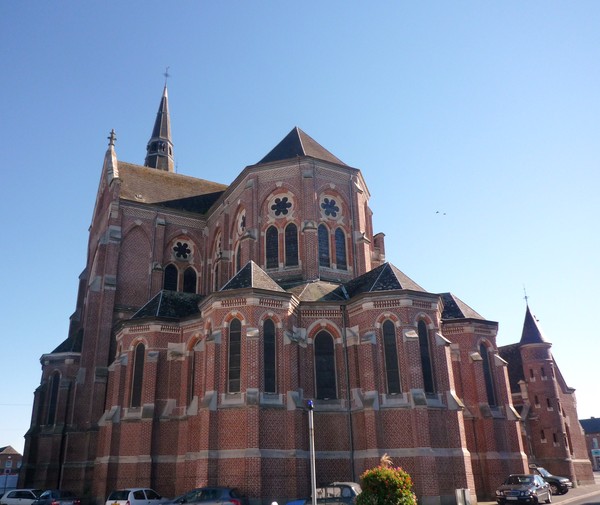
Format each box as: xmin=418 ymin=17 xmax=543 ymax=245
xmin=383 ymin=321 xmax=401 ymax=394
xmin=163 ymin=264 xmax=178 ymax=291
xmin=131 ymin=343 xmax=145 ymax=407
xmin=228 ymin=319 xmax=242 ymax=393
xmin=46 ymin=371 xmax=60 ymax=425
xmin=183 ymin=267 xmax=197 ymax=293
xmin=285 ymin=223 xmax=299 ymax=267
xmin=236 ymin=243 xmax=242 ymax=273
xmin=264 ymin=319 xmax=276 ymax=393
xmin=266 ymin=226 xmax=279 ymax=269
xmin=318 ymin=224 xmax=330 ymax=268
xmin=315 ymin=331 xmax=336 ymax=399
xmin=480 ymin=342 xmax=497 ymax=406
xmin=213 ymin=264 xmax=219 ymax=292
xmin=187 ymin=348 xmax=196 ymax=405
xmin=418 ymin=320 xmax=435 ymax=394
xmin=335 ymin=228 xmax=347 ymax=270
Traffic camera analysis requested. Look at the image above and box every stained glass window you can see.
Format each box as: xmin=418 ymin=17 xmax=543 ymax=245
xmin=183 ymin=267 xmax=196 ymax=293
xmin=418 ymin=321 xmax=435 ymax=394
xmin=163 ymin=264 xmax=178 ymax=291
xmin=383 ymin=321 xmax=401 ymax=394
xmin=315 ymin=331 xmax=336 ymax=400
xmin=266 ymin=226 xmax=279 ymax=269
xmin=264 ymin=319 xmax=276 ymax=393
xmin=335 ymin=228 xmax=347 ymax=270
xmin=318 ymin=224 xmax=330 ymax=268
xmin=228 ymin=319 xmax=242 ymax=393
xmin=285 ymin=223 xmax=298 ymax=267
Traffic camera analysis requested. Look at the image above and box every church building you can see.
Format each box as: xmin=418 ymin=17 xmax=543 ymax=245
xmin=20 ymin=86 xmax=593 ymax=505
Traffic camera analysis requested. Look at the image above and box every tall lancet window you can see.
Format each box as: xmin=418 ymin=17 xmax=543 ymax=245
xmin=480 ymin=342 xmax=497 ymax=406
xmin=418 ymin=320 xmax=435 ymax=394
xmin=335 ymin=228 xmax=347 ymax=270
xmin=383 ymin=321 xmax=401 ymax=394
xmin=318 ymin=224 xmax=330 ymax=267
xmin=315 ymin=331 xmax=336 ymax=400
xmin=266 ymin=226 xmax=279 ymax=269
xmin=131 ymin=343 xmax=145 ymax=408
xmin=263 ymin=319 xmax=276 ymax=393
xmin=284 ymin=223 xmax=299 ymax=267
xmin=163 ymin=264 xmax=178 ymax=291
xmin=183 ymin=267 xmax=197 ymax=293
xmin=228 ymin=319 xmax=242 ymax=393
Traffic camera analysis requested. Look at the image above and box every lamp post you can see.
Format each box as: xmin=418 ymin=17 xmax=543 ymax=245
xmin=307 ymin=400 xmax=317 ymax=505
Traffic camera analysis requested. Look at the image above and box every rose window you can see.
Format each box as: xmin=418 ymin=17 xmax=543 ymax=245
xmin=173 ymin=241 xmax=191 ymax=259
xmin=271 ymin=197 xmax=292 ymax=216
xmin=321 ymin=198 xmax=340 ymax=218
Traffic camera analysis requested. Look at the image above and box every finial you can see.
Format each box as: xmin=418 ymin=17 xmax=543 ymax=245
xmin=163 ymin=66 xmax=171 ymax=85
xmin=108 ymin=129 xmax=117 ymax=147
xmin=523 ymin=286 xmax=529 ymax=306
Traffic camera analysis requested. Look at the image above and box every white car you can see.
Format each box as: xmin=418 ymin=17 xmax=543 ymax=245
xmin=0 ymin=490 xmax=43 ymax=505
xmin=105 ymin=489 xmax=168 ymax=505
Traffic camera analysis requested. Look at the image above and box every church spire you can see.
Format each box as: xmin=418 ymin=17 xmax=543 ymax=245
xmin=144 ymin=84 xmax=174 ymax=172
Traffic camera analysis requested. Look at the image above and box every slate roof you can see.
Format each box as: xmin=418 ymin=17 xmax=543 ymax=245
xmin=117 ymin=162 xmax=228 ymax=211
xmin=337 ymin=262 xmax=425 ymax=299
xmin=221 ymin=261 xmax=286 ymax=292
xmin=498 ymin=343 xmax=524 ymax=392
xmin=440 ymin=292 xmax=486 ymax=320
xmin=580 ymin=418 xmax=600 ymax=434
xmin=285 ymin=280 xmax=346 ymax=302
xmin=51 ymin=330 xmax=83 ymax=354
xmin=258 ymin=127 xmax=346 ymax=166
xmin=131 ymin=290 xmax=203 ymax=320
xmin=520 ymin=305 xmax=548 ymax=344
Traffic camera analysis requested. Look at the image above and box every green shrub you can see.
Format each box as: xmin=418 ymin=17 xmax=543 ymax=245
xmin=356 ymin=456 xmax=417 ymax=505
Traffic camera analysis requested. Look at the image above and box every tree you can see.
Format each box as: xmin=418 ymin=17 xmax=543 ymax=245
xmin=356 ymin=454 xmax=417 ymax=505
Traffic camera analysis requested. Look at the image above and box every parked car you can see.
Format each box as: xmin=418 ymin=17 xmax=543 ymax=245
xmin=105 ymin=489 xmax=169 ymax=505
xmin=285 ymin=482 xmax=362 ymax=505
xmin=530 ymin=466 xmax=572 ymax=495
xmin=496 ymin=474 xmax=552 ymax=505
xmin=0 ymin=489 xmax=43 ymax=505
xmin=166 ymin=488 xmax=247 ymax=505
xmin=32 ymin=490 xmax=80 ymax=505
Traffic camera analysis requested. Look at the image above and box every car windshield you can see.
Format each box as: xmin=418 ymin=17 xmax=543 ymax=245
xmin=506 ymin=476 xmax=533 ymax=485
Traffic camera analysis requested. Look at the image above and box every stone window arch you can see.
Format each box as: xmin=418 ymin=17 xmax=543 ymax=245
xmin=314 ymin=331 xmax=337 ymax=400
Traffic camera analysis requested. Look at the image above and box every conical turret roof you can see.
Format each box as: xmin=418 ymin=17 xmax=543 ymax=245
xmin=520 ymin=305 xmax=548 ymax=344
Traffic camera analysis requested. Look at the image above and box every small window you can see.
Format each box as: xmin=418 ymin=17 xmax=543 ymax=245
xmin=164 ymin=264 xmax=178 ymax=291
xmin=553 ymin=432 xmax=558 ymax=443
xmin=47 ymin=371 xmax=60 ymax=425
xmin=480 ymin=342 xmax=497 ymax=406
xmin=534 ymin=395 xmax=540 ymax=407
xmin=540 ymin=429 xmax=546 ymax=442
xmin=418 ymin=321 xmax=435 ymax=394
xmin=529 ymin=368 xmax=534 ymax=379
xmin=266 ymin=226 xmax=279 ymax=269
xmin=541 ymin=366 xmax=546 ymax=378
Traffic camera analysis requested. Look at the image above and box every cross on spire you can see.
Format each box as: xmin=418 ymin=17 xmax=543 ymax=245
xmin=108 ymin=129 xmax=117 ymax=147
xmin=523 ymin=286 xmax=529 ymax=306
xmin=164 ymin=66 xmax=170 ymax=85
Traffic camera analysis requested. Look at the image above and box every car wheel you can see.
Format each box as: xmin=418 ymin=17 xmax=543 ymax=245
xmin=549 ymin=484 xmax=558 ymax=495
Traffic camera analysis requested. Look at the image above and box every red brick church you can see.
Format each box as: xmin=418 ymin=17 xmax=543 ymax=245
xmin=20 ymin=86 xmax=593 ymax=505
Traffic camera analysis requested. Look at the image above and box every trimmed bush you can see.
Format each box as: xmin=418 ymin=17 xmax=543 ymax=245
xmin=356 ymin=455 xmax=417 ymax=505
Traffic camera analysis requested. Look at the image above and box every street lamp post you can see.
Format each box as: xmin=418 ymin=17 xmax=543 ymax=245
xmin=307 ymin=400 xmax=317 ymax=505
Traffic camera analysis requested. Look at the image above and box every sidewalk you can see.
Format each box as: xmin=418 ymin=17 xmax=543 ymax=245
xmin=479 ymin=471 xmax=600 ymax=505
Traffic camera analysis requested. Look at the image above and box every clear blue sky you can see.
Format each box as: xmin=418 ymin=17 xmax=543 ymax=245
xmin=1 ymin=2 xmax=598 ymax=455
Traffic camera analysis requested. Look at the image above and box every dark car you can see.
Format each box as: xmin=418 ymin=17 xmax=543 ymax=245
xmin=531 ymin=467 xmax=572 ymax=495
xmin=167 ymin=488 xmax=247 ymax=505
xmin=496 ymin=474 xmax=552 ymax=505
xmin=32 ymin=490 xmax=80 ymax=505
